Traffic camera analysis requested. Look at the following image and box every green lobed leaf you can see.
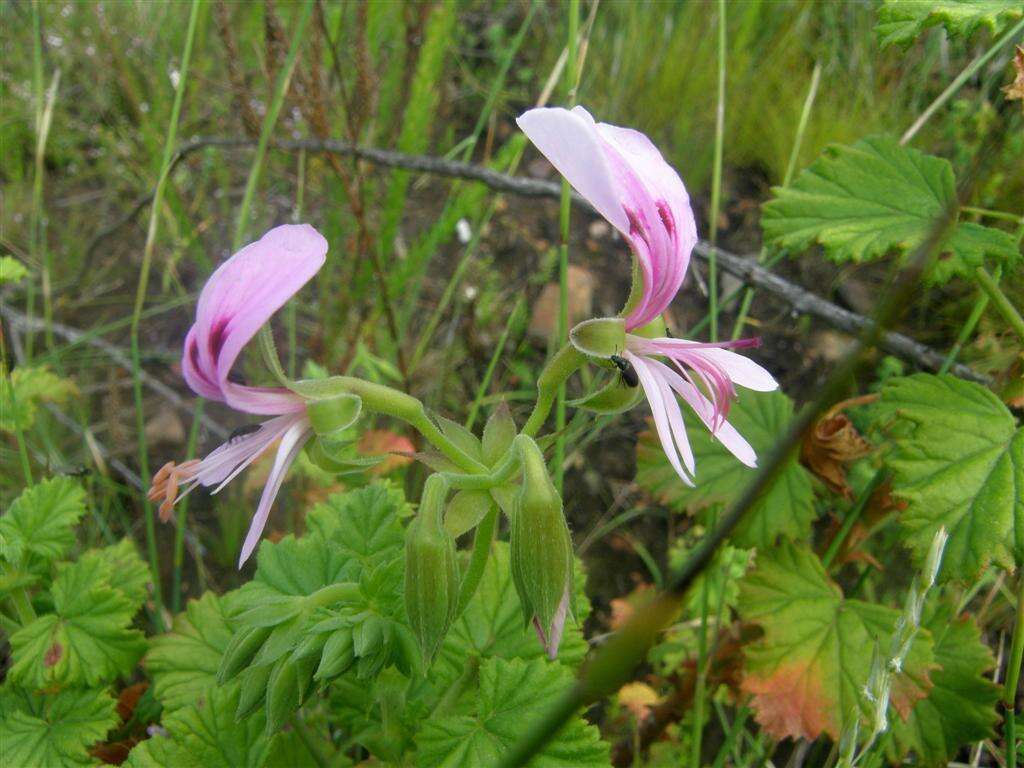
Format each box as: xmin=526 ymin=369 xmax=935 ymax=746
xmin=0 ymin=365 xmax=78 ymax=433
xmin=0 ymin=686 xmax=118 ymax=767
xmin=125 ymin=684 xmax=273 ymax=768
xmin=886 ymin=600 xmax=1000 ymax=766
xmin=76 ymin=538 xmax=151 ymax=612
xmin=10 ymin=555 xmax=146 ymax=688
xmin=0 ymin=476 xmax=86 ymax=571
xmin=436 ymin=542 xmax=589 ymax=683
xmin=878 ymin=374 xmax=1024 ymax=580
xmin=737 ymin=542 xmax=935 ymax=741
xmin=415 ymin=657 xmax=610 ymax=767
xmin=636 ymin=389 xmax=815 ymax=548
xmin=876 ymin=0 xmax=1023 ymax=47
xmin=305 ymin=482 xmax=408 ymax=579
xmin=760 ymin=135 xmax=1019 ymax=284
xmin=146 ymin=592 xmax=238 ymax=714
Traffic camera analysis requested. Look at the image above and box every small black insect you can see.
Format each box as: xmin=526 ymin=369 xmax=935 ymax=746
xmin=228 ymin=423 xmax=262 ymax=443
xmin=610 ymin=354 xmax=639 ymax=388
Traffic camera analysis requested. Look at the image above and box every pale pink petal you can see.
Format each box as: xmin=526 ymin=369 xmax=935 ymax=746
xmin=696 ymin=347 xmax=778 ymax=392
xmin=237 ymin=420 xmax=312 ymax=567
xmin=653 ymin=364 xmax=696 ymax=477
xmin=202 ymin=414 xmax=304 ymax=492
xmin=647 ymin=359 xmax=757 ymax=468
xmin=545 ymin=587 xmax=571 ymax=660
xmin=189 ymin=224 xmax=326 ymax=414
xmin=625 ymin=352 xmax=694 ymax=486
xmin=516 ymin=107 xmax=630 ymax=233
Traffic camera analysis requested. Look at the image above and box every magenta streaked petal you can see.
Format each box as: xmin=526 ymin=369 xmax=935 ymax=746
xmin=695 ymin=347 xmax=778 ymax=392
xmin=189 ymin=224 xmax=327 ymax=413
xmin=597 ymin=123 xmax=697 ymax=327
xmin=647 ymin=358 xmax=757 ymax=468
xmin=181 ymin=326 xmax=224 ymax=402
xmin=237 ymin=420 xmax=313 ymax=568
xmin=626 ymin=352 xmax=694 ymax=485
xmin=220 ymin=384 xmax=307 ymax=416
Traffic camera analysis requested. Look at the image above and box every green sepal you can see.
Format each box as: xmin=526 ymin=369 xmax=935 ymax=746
xmin=217 ymin=626 xmax=272 ymax=685
xmin=436 ymin=415 xmax=483 ymax=462
xmin=445 ymin=489 xmax=493 ymax=538
xmin=481 ymin=402 xmax=516 ymax=467
xmin=307 ymin=393 xmax=362 ymax=438
xmin=630 ymin=315 xmax=667 ymax=339
xmin=306 ymin=438 xmax=384 ymax=475
xmin=569 ymin=317 xmax=626 ymax=358
xmin=570 ymin=375 xmax=643 ymax=414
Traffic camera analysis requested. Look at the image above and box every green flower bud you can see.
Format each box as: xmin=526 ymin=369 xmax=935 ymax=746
xmin=510 ymin=437 xmax=573 ymax=659
xmin=307 ymin=393 xmax=362 ymax=439
xmin=314 ymin=630 xmax=355 ymax=682
xmin=569 ymin=317 xmax=626 ymax=359
xmin=218 ymin=626 xmax=272 ymax=685
xmin=236 ymin=663 xmax=272 ymax=720
xmin=404 ymin=476 xmax=460 ymax=665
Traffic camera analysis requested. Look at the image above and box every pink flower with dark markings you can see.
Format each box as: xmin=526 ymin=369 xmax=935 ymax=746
xmin=518 ymin=106 xmax=777 ymax=484
xmin=148 ymin=224 xmax=327 ymax=566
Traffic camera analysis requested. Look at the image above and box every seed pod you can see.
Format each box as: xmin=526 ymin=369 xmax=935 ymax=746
xmin=404 ymin=476 xmax=460 ymax=666
xmin=510 ymin=437 xmax=573 ymax=658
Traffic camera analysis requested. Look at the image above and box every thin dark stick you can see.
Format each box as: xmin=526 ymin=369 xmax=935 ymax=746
xmin=77 ymin=135 xmax=988 ymax=384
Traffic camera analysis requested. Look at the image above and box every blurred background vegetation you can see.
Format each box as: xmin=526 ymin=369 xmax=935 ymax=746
xmin=1 ymin=0 xmax=1021 ymax=611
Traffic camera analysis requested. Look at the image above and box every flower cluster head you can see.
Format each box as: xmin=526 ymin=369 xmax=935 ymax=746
xmin=518 ymin=106 xmax=778 ymax=483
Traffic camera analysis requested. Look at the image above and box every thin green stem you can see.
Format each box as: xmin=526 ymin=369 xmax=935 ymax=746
xmin=522 ymin=345 xmax=585 ymax=438
xmin=1004 ymin=577 xmax=1024 ymax=768
xmin=822 ymin=468 xmax=887 ymax=569
xmin=900 ymin=17 xmax=1024 ymax=145
xmin=940 ymin=265 xmax=1001 ymax=374
xmin=288 ymin=148 xmax=307 ymax=378
xmin=456 ymin=505 xmax=498 ymax=616
xmin=732 ymin=63 xmax=820 ymax=341
xmin=233 ymin=1 xmax=314 ymax=250
xmin=961 ymin=206 xmax=1023 ymax=224
xmin=466 ymin=296 xmax=525 ymax=431
xmin=975 ymin=266 xmax=1024 ymax=341
xmin=690 ymin=508 xmax=714 ymax=767
xmin=171 ymin=399 xmax=203 ymax=613
xmin=707 ymin=0 xmax=726 ymax=341
xmin=555 ymin=0 xmax=580 ymax=493
xmin=128 ymin=0 xmax=201 ymax=629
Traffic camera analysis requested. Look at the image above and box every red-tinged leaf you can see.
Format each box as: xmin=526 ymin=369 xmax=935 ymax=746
xmin=737 ymin=542 xmax=934 ymax=740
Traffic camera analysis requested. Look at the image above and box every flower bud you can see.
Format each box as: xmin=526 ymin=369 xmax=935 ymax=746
xmin=404 ymin=476 xmax=460 ymax=665
xmin=510 ymin=437 xmax=573 ymax=659
xmin=307 ymin=393 xmax=362 ymax=439
xmin=569 ymin=317 xmax=625 ymax=359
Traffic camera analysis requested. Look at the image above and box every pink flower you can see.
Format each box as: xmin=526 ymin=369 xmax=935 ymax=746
xmin=517 ymin=106 xmax=777 ymax=484
xmin=148 ymin=224 xmax=327 ymax=566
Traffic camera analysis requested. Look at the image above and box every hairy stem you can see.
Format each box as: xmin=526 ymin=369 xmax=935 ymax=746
xmin=523 ymin=345 xmax=586 ymax=438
